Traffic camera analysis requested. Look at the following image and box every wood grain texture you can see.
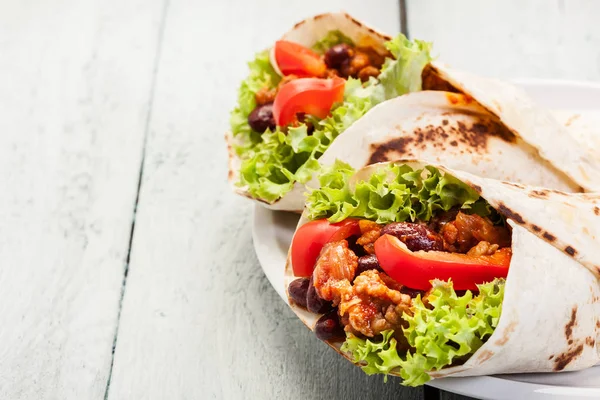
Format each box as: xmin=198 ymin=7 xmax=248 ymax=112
xmin=0 ymin=1 xmax=164 ymax=398
xmin=105 ymin=1 xmax=427 ymax=399
xmin=407 ymin=0 xmax=600 ymax=81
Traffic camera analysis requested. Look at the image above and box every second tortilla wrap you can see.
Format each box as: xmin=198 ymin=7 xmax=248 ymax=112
xmin=284 ymin=160 xmax=600 ymax=384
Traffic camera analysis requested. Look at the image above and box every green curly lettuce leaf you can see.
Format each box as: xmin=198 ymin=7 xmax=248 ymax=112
xmin=238 ymin=78 xmax=385 ymax=202
xmin=341 ymin=279 xmax=505 ymax=387
xmin=312 ymin=30 xmax=354 ymax=53
xmin=379 ymin=35 xmax=433 ymax=99
xmin=230 ymin=34 xmax=432 ymax=203
xmin=230 ymin=50 xmax=281 ymax=153
xmin=306 ymin=161 xmax=482 ymax=224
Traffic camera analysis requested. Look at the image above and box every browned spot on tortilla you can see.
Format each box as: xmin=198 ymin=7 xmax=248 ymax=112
xmin=565 ymin=306 xmax=578 ymax=340
xmin=531 ymin=224 xmax=542 ymax=232
xmin=548 ymin=355 xmax=554 ymax=360
xmin=596 ymin=320 xmax=600 ymax=329
xmin=594 ymin=206 xmax=600 ymax=216
xmin=442 ymin=119 xmax=449 ymax=126
xmin=293 ymin=19 xmax=306 ymax=28
xmin=368 ymin=137 xmax=415 ymax=164
xmin=476 ymin=350 xmax=494 ymax=363
xmin=470 ymin=184 xmax=482 ymax=193
xmin=586 ymin=337 xmax=595 ymax=347
xmin=496 ymin=203 xmax=525 ymax=224
xmin=529 ymin=189 xmax=549 ymax=199
xmin=568 ymin=339 xmax=574 ymax=345
xmin=543 ymin=231 xmax=556 ymax=242
xmin=554 ymin=344 xmax=584 ymax=371
xmin=494 ymin=321 xmax=517 ymax=346
xmin=370 ymin=114 xmax=514 ymax=162
xmin=565 ymin=246 xmax=577 ymax=256
xmin=502 ymin=181 xmax=525 ymax=189
xmin=564 ymin=114 xmax=580 ymax=127
xmin=348 ymin=15 xmax=392 ymax=41
xmin=453 ymin=119 xmax=516 ymax=150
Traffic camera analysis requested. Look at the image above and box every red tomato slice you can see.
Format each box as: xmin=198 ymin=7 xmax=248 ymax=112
xmin=374 ymin=234 xmax=511 ymax=291
xmin=274 ymin=41 xmax=327 ymax=77
xmin=290 ymin=219 xmax=360 ymax=277
xmin=273 ymin=77 xmax=345 ymax=127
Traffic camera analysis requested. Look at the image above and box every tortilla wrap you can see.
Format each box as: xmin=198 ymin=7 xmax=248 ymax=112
xmin=284 ymin=160 xmax=600 ymax=380
xmin=226 ymin=12 xmax=391 ymax=210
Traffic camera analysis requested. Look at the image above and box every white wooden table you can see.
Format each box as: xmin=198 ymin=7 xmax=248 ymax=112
xmin=1 ymin=1 xmax=599 ymax=399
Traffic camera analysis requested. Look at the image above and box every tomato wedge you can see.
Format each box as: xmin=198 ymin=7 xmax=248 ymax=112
xmin=291 ymin=219 xmax=360 ymax=277
xmin=273 ymin=77 xmax=345 ymax=127
xmin=374 ymin=234 xmax=511 ymax=291
xmin=274 ymin=41 xmax=327 ymax=77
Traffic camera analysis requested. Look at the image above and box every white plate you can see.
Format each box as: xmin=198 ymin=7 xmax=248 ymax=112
xmin=252 ymin=80 xmax=600 ymax=400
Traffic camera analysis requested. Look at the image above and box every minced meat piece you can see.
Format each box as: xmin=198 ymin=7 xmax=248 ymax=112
xmin=441 ymin=212 xmax=511 ymax=253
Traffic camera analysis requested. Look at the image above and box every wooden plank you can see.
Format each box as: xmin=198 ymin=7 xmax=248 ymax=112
xmin=0 ymin=1 xmax=165 ymax=398
xmin=105 ymin=1 xmax=427 ymax=399
xmin=406 ymin=0 xmax=600 ymax=81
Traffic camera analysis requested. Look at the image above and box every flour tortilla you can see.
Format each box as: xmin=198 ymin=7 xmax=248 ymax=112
xmin=284 ymin=160 xmax=600 ymax=380
xmin=428 ymin=62 xmax=600 ymax=192
xmin=226 ymin=12 xmax=391 ymax=210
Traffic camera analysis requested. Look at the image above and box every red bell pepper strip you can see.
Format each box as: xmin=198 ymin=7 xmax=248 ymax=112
xmin=374 ymin=234 xmax=511 ymax=291
xmin=290 ymin=219 xmax=360 ymax=277
xmin=272 ymin=77 xmax=345 ymax=127
xmin=274 ymin=40 xmax=327 ymax=77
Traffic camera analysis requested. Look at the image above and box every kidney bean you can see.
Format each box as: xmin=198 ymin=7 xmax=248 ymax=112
xmin=248 ymin=102 xmax=275 ymax=133
xmin=400 ymin=286 xmax=426 ymax=298
xmin=324 ymin=43 xmax=354 ymax=69
xmin=356 ymin=254 xmax=382 ymax=276
xmin=314 ymin=310 xmax=344 ymax=341
xmin=381 ymin=222 xmax=444 ymax=252
xmin=306 ymin=276 xmax=333 ymax=314
xmin=347 ymin=236 xmax=366 ymax=258
xmin=288 ymin=278 xmax=309 ymax=308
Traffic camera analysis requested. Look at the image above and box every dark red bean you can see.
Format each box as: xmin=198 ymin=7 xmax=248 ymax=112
xmin=288 ymin=278 xmax=310 ymax=308
xmin=324 ymin=43 xmax=354 ymax=69
xmin=347 ymin=235 xmax=366 ymax=258
xmin=306 ymin=276 xmax=333 ymax=314
xmin=248 ymin=102 xmax=275 ymax=133
xmin=356 ymin=254 xmax=381 ymax=276
xmin=400 ymin=286 xmax=426 ymax=298
xmin=381 ymin=222 xmax=444 ymax=252
xmin=314 ymin=310 xmax=344 ymax=341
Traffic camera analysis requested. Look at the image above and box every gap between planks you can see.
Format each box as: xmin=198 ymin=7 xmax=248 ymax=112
xmin=102 ymin=0 xmax=172 ymax=398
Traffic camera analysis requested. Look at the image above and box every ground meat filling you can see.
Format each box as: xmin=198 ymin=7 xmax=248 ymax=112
xmin=339 ymin=270 xmax=412 ymax=349
xmin=421 ymin=64 xmax=460 ymax=92
xmin=312 ymin=240 xmax=357 ymax=305
xmin=441 ymin=212 xmax=511 ymax=253
xmin=296 ymin=211 xmax=511 ymax=343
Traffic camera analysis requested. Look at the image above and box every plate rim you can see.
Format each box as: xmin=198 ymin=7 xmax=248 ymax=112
xmin=251 ymin=78 xmax=600 ymax=399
